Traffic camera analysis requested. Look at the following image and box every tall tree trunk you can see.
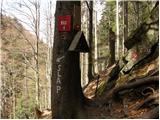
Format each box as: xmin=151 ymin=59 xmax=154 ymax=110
xmin=11 ymin=59 xmax=16 ymax=119
xmin=35 ymin=1 xmax=40 ymax=106
xmin=123 ymin=1 xmax=128 ymax=55
xmin=108 ymin=28 xmax=116 ymax=66
xmin=45 ymin=0 xmax=53 ymax=108
xmin=94 ymin=3 xmax=98 ymax=74
xmin=136 ymin=1 xmax=140 ymax=27
xmin=0 ymin=0 xmax=3 ymax=118
xmin=81 ymin=2 xmax=89 ymax=87
xmin=88 ymin=1 xmax=94 ymax=81
xmin=116 ymin=0 xmax=120 ymax=60
xmin=24 ymin=51 xmax=29 ymax=115
xmin=48 ymin=0 xmax=52 ymax=109
xmin=51 ymin=1 xmax=86 ymax=118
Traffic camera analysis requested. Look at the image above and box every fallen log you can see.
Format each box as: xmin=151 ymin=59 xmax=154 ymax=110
xmin=134 ymin=91 xmax=159 ymax=110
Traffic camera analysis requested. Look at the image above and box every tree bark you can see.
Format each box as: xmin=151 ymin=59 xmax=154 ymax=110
xmin=136 ymin=1 xmax=140 ymax=27
xmin=51 ymin=1 xmax=86 ymax=118
xmin=116 ymin=0 xmax=120 ymax=60
xmin=88 ymin=1 xmax=94 ymax=81
xmin=35 ymin=1 xmax=40 ymax=106
xmin=108 ymin=28 xmax=116 ymax=66
xmin=94 ymin=5 xmax=98 ymax=74
xmin=113 ymin=76 xmax=159 ymax=98
xmin=123 ymin=1 xmax=128 ymax=55
xmin=0 ymin=0 xmax=3 ymax=117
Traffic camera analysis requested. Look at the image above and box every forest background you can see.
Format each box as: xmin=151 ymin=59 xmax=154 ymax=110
xmin=0 ymin=0 xmax=158 ymax=118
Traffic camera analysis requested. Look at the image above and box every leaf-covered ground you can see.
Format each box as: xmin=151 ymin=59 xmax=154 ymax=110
xmin=83 ymin=57 xmax=159 ymax=119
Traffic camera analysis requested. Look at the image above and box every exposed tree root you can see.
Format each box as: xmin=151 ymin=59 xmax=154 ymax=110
xmin=134 ymin=92 xmax=159 ymax=110
xmin=141 ymin=87 xmax=155 ymax=96
xmin=113 ymin=76 xmax=159 ymax=98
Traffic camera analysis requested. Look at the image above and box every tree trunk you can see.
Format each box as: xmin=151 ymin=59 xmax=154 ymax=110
xmin=123 ymin=1 xmax=128 ymax=55
xmin=116 ymin=0 xmax=120 ymax=60
xmin=81 ymin=2 xmax=89 ymax=87
xmin=88 ymin=1 xmax=94 ymax=81
xmin=0 ymin=0 xmax=3 ymax=118
xmin=94 ymin=3 xmax=98 ymax=74
xmin=45 ymin=0 xmax=53 ymax=108
xmin=35 ymin=1 xmax=40 ymax=106
xmin=108 ymin=28 xmax=116 ymax=66
xmin=51 ymin=1 xmax=86 ymax=118
xmin=136 ymin=2 xmax=140 ymax=27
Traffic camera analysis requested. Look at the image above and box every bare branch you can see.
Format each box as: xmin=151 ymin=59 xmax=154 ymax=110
xmin=85 ymin=1 xmax=91 ymax=12
xmin=22 ymin=0 xmax=36 ymax=21
xmin=21 ymin=52 xmax=34 ymax=67
xmin=21 ymin=59 xmax=37 ymax=73
xmin=24 ymin=75 xmax=35 ymax=81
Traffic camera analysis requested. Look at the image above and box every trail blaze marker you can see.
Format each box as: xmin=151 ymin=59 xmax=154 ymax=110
xmin=132 ymin=51 xmax=138 ymax=61
xmin=58 ymin=15 xmax=71 ymax=32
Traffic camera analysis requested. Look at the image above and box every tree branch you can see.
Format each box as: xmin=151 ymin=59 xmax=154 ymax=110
xmin=85 ymin=1 xmax=91 ymax=12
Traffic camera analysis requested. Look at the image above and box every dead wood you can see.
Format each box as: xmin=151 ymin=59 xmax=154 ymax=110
xmin=140 ymin=106 xmax=159 ymax=119
xmin=112 ymin=76 xmax=159 ymax=98
xmin=99 ymin=76 xmax=158 ymax=108
xmin=141 ymin=87 xmax=155 ymax=96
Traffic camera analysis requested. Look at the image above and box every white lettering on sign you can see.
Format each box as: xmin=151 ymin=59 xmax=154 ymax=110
xmin=56 ymin=64 xmax=62 ymax=84
xmin=56 ymin=86 xmax=61 ymax=94
xmin=61 ymin=20 xmax=67 ymax=25
xmin=58 ymin=15 xmax=71 ymax=32
xmin=56 ymin=56 xmax=65 ymax=63
xmin=62 ymin=26 xmax=66 ymax=30
xmin=56 ymin=32 xmax=67 ymax=94
xmin=56 ymin=55 xmax=65 ymax=94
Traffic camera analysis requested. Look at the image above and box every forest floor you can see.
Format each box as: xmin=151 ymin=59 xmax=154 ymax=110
xmin=36 ymin=54 xmax=159 ymax=119
xmin=83 ymin=57 xmax=159 ymax=119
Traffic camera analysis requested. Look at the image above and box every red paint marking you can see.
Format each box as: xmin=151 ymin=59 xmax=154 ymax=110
xmin=132 ymin=51 xmax=138 ymax=60
xmin=58 ymin=15 xmax=71 ymax=32
xmin=74 ymin=24 xmax=80 ymax=30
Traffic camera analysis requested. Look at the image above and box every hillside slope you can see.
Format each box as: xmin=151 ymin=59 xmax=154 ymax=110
xmin=1 ymin=15 xmax=49 ymax=119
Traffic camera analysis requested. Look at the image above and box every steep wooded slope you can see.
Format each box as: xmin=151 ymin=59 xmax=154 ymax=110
xmin=1 ymin=15 xmax=48 ymax=119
